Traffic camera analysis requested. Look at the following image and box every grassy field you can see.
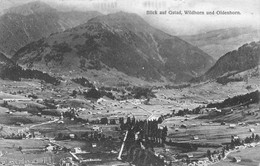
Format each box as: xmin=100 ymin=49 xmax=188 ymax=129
xmin=213 ymin=145 xmax=260 ymax=166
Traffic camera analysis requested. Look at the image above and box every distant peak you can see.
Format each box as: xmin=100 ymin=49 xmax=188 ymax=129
xmin=88 ymin=11 xmax=150 ymax=30
xmin=5 ymin=1 xmax=56 ymax=16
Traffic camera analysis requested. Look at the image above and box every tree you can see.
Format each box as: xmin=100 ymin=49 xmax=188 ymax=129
xmin=80 ymin=58 xmax=86 ymax=68
xmin=218 ymin=155 xmax=222 ymax=160
xmin=222 ymin=148 xmax=225 ymax=158
xmin=57 ymin=133 xmax=63 ymax=140
xmin=157 ymin=117 xmax=163 ymax=124
xmin=207 ymin=150 xmax=212 ymax=161
xmin=18 ymin=146 xmax=23 ymax=154
xmin=110 ymin=119 xmax=116 ymax=125
xmin=101 ymin=117 xmax=108 ymax=124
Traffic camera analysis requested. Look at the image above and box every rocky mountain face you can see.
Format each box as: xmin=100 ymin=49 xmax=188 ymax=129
xmin=192 ymin=41 xmax=260 ymax=82
xmin=0 ymin=1 xmax=101 ymax=57
xmin=180 ymin=27 xmax=260 ymax=60
xmin=12 ymin=12 xmax=214 ymax=83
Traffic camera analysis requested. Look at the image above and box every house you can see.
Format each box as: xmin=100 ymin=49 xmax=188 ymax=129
xmin=229 ymin=124 xmax=236 ymax=128
xmin=249 ymin=128 xmax=255 ymax=132
xmin=92 ymin=143 xmax=97 ymax=148
xmin=60 ymin=157 xmax=78 ymax=166
xmin=232 ymin=135 xmax=239 ymax=140
xmin=72 ymin=147 xmax=82 ymax=154
xmin=58 ymin=120 xmax=64 ymax=124
xmin=187 ymin=153 xmax=193 ymax=158
xmin=92 ymin=125 xmax=102 ymax=132
xmin=232 ymin=157 xmax=241 ymax=163
xmin=69 ymin=134 xmax=75 ymax=139
xmin=180 ymin=124 xmax=187 ymax=128
xmin=15 ymin=122 xmax=24 ymax=126
xmin=34 ymin=131 xmax=41 ymax=137
xmin=45 ymin=144 xmax=55 ymax=151
xmin=209 ymin=108 xmax=222 ymax=116
xmin=193 ymin=136 xmax=199 ymax=140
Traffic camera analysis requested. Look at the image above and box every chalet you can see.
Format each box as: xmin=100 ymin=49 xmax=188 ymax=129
xmin=249 ymin=128 xmax=255 ymax=132
xmin=229 ymin=124 xmax=236 ymax=128
xmin=92 ymin=143 xmax=97 ymax=148
xmin=232 ymin=157 xmax=241 ymax=163
xmin=209 ymin=108 xmax=222 ymax=116
xmin=45 ymin=144 xmax=55 ymax=151
xmin=92 ymin=125 xmax=102 ymax=132
xmin=232 ymin=135 xmax=239 ymax=140
xmin=58 ymin=120 xmax=64 ymax=124
xmin=180 ymin=124 xmax=187 ymax=128
xmin=34 ymin=131 xmax=41 ymax=137
xmin=6 ymin=111 xmax=13 ymax=114
xmin=15 ymin=122 xmax=24 ymax=126
xmin=72 ymin=147 xmax=82 ymax=154
xmin=69 ymin=134 xmax=75 ymax=139
xmin=193 ymin=136 xmax=199 ymax=140
xmin=60 ymin=157 xmax=78 ymax=166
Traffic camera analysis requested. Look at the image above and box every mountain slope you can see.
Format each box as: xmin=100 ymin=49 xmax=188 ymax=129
xmin=0 ymin=1 xmax=101 ymax=57
xmin=0 ymin=52 xmax=15 ymax=76
xmin=12 ymin=12 xmax=214 ymax=83
xmin=193 ymin=41 xmax=260 ymax=82
xmin=180 ymin=27 xmax=260 ymax=60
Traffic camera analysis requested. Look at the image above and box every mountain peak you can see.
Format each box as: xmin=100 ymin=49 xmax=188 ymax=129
xmin=192 ymin=41 xmax=260 ymax=82
xmin=13 ymin=11 xmax=214 ymax=83
xmin=88 ymin=11 xmax=151 ymax=31
xmin=5 ymin=1 xmax=56 ymax=16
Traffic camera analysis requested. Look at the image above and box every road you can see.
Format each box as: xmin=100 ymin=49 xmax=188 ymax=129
xmin=130 ymin=102 xmax=155 ymax=120
xmin=29 ymin=118 xmax=59 ymax=129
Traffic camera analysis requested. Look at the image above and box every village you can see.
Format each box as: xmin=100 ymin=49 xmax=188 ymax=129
xmin=0 ymin=75 xmax=259 ymax=166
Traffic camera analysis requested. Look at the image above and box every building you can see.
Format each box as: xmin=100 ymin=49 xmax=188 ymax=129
xmin=45 ymin=144 xmax=55 ymax=151
xmin=72 ymin=147 xmax=82 ymax=154
xmin=232 ymin=157 xmax=241 ymax=163
xmin=69 ymin=134 xmax=75 ymax=139
xmin=249 ymin=128 xmax=255 ymax=132
xmin=92 ymin=125 xmax=102 ymax=132
xmin=229 ymin=124 xmax=236 ymax=128
xmin=92 ymin=143 xmax=97 ymax=148
xmin=60 ymin=157 xmax=78 ymax=166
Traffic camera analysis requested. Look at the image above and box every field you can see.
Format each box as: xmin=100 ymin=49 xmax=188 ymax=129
xmin=213 ymin=145 xmax=260 ymax=166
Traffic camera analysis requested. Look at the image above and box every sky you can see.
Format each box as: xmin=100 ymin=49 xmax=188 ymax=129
xmin=1 ymin=0 xmax=260 ymax=35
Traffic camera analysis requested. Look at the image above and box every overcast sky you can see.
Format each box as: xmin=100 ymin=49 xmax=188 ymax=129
xmin=1 ymin=0 xmax=260 ymax=35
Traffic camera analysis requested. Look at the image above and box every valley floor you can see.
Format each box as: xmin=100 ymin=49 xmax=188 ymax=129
xmin=0 ymin=75 xmax=259 ymax=166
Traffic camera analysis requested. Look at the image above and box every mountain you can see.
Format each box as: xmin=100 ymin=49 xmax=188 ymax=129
xmin=0 ymin=1 xmax=101 ymax=57
xmin=0 ymin=52 xmax=15 ymax=76
xmin=12 ymin=12 xmax=214 ymax=83
xmin=180 ymin=27 xmax=260 ymax=60
xmin=192 ymin=41 xmax=260 ymax=82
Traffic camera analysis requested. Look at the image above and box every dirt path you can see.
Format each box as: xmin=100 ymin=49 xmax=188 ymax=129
xmin=130 ymin=102 xmax=154 ymax=120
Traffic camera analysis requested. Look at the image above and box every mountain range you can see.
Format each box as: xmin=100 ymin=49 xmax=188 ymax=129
xmin=12 ymin=11 xmax=214 ymax=83
xmin=0 ymin=1 xmax=101 ymax=57
xmin=192 ymin=41 xmax=260 ymax=82
xmin=180 ymin=27 xmax=260 ymax=60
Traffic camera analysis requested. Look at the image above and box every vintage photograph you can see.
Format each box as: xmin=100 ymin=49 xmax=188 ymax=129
xmin=0 ymin=0 xmax=259 ymax=165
